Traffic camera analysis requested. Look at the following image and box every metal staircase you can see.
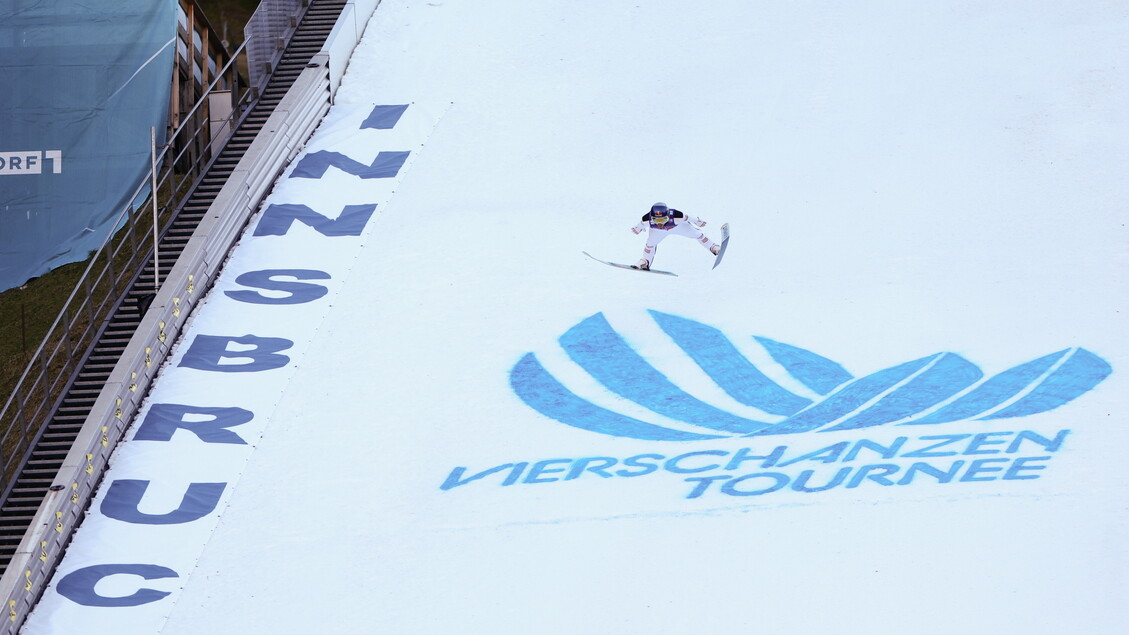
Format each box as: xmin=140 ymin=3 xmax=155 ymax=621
xmin=0 ymin=0 xmax=349 ymax=577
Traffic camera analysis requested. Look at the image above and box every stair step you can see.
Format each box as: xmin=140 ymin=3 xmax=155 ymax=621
xmin=73 ymin=379 xmax=108 ymax=389
xmin=41 ymin=432 xmax=81 ymax=443
xmin=56 ymin=404 xmax=91 ymax=415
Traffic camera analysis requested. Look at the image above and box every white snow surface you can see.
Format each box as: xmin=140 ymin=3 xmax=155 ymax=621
xmin=22 ymin=1 xmax=1129 ymax=634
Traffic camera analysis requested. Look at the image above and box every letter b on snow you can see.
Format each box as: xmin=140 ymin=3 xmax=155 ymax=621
xmin=178 ymin=334 xmax=293 ymax=372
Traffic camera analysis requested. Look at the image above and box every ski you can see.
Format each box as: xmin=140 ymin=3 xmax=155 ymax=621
xmin=582 ymin=251 xmax=678 ymax=276
xmin=712 ymin=223 xmax=730 ymax=269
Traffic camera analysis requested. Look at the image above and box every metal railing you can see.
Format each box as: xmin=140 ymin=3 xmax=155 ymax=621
xmin=0 ymin=42 xmax=252 ymax=498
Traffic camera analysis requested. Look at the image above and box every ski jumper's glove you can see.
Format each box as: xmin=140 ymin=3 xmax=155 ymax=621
xmin=630 ymin=223 xmax=646 ymax=235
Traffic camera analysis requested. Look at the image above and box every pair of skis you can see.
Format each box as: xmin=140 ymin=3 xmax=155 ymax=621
xmin=583 ymin=223 xmax=730 ymax=277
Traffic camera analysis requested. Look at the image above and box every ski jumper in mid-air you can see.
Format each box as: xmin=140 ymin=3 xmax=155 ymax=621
xmin=630 ymin=202 xmax=720 ymax=270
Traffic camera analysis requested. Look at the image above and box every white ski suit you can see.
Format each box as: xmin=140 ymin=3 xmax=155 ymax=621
xmin=630 ymin=207 xmax=718 ymax=268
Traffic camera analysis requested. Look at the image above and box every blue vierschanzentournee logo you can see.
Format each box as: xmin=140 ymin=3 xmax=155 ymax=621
xmin=510 ymin=311 xmax=1112 ymax=441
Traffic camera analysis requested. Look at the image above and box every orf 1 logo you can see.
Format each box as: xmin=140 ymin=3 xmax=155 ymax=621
xmin=0 ymin=150 xmax=63 ymax=175
xmin=510 ymin=311 xmax=1112 ymax=441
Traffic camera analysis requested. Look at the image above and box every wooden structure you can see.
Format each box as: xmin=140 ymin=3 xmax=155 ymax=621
xmin=172 ymin=0 xmax=244 ymax=169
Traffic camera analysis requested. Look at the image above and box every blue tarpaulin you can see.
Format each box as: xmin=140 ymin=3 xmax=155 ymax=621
xmin=0 ymin=0 xmax=175 ymax=291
